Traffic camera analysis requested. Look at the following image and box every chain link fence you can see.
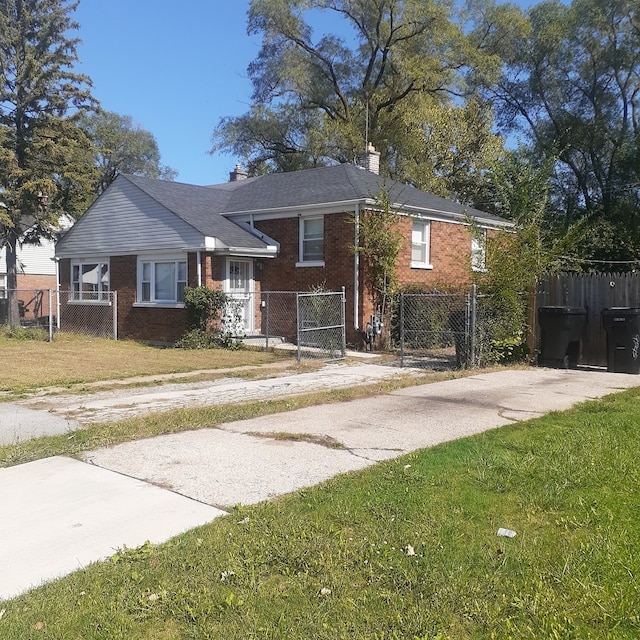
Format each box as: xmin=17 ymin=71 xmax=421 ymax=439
xmin=296 ymin=290 xmax=346 ymax=361
xmin=231 ymin=290 xmax=346 ymax=361
xmin=395 ymin=292 xmax=470 ymax=368
xmin=57 ymin=291 xmax=118 ymax=339
xmin=395 ymin=288 xmax=529 ymax=369
xmin=0 ymin=289 xmax=55 ymax=337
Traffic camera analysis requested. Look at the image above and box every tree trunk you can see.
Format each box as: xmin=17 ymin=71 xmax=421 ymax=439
xmin=5 ymin=236 xmax=21 ymax=328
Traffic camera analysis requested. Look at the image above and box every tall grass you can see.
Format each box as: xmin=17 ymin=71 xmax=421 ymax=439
xmin=1 ymin=388 xmax=638 ymax=638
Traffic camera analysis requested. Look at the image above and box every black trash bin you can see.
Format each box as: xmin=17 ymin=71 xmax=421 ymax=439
xmin=602 ymin=307 xmax=640 ymax=374
xmin=538 ymin=306 xmax=587 ymax=368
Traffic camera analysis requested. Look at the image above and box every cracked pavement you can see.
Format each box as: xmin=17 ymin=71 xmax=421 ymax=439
xmin=81 ymin=367 xmax=640 ymax=509
xmin=2 ymin=363 xmax=639 ymax=600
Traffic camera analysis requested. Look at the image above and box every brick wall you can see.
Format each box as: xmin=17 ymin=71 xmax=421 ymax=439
xmin=255 ymin=211 xmax=474 ymax=344
xmin=395 ymin=217 xmax=472 ymax=289
xmin=55 ymin=212 xmax=476 ymax=346
xmin=15 ymin=273 xmax=57 ymax=291
xmin=59 ymin=255 xmax=191 ymax=343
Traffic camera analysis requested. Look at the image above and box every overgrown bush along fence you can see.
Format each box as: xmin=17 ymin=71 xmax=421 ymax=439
xmin=395 ymin=287 xmax=529 ymax=369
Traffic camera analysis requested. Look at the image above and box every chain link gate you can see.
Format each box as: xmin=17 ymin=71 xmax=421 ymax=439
xmin=296 ymin=289 xmax=346 ymax=362
xmin=397 ymin=290 xmax=473 ymax=369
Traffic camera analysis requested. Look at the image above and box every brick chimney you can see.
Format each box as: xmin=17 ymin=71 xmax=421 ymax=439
xmin=229 ymin=163 xmax=248 ymax=182
xmin=359 ymin=143 xmax=380 ymax=175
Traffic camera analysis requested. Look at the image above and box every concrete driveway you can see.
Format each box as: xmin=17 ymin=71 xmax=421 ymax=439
xmin=1 ymin=365 xmax=638 ymax=600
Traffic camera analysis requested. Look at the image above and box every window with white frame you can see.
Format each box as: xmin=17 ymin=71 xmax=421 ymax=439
xmin=298 ymin=216 xmax=324 ymax=265
xmin=71 ymin=260 xmax=110 ymax=302
xmin=471 ymin=229 xmax=487 ymax=271
xmin=411 ymin=220 xmax=431 ymax=268
xmin=0 ymin=274 xmax=6 ymax=299
xmin=137 ymin=258 xmax=187 ymax=304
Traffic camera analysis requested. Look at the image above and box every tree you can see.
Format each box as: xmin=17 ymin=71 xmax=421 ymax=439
xmin=0 ymin=0 xmax=96 ymax=325
xmin=471 ymin=0 xmax=640 ymax=269
xmin=79 ymin=110 xmax=177 ymax=194
xmin=353 ymin=189 xmax=404 ymax=333
xmin=212 ymin=0 xmax=502 ymax=197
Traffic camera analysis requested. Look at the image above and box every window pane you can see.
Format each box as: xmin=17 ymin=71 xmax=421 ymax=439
xmin=411 ymin=221 xmax=429 ymax=264
xmin=142 ymin=262 xmax=151 ymax=282
xmin=303 ymin=218 xmax=324 ymax=261
xmin=155 ymin=262 xmax=175 ymax=300
xmin=81 ymin=263 xmax=99 ymax=299
xmin=471 ymin=232 xmax=486 ymax=271
xmin=412 ymin=244 xmax=426 ymax=263
xmin=178 ymin=261 xmax=187 ymax=282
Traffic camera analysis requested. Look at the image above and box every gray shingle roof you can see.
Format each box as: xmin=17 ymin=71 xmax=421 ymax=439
xmin=124 ymin=163 xmax=510 ymax=237
xmin=122 ymin=174 xmax=269 ymax=249
xmin=216 ymin=164 xmax=508 ymax=225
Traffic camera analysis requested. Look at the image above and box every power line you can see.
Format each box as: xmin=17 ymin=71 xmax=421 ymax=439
xmin=554 ymin=254 xmax=640 ymax=265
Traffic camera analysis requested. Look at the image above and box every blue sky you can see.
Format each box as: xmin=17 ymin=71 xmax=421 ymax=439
xmin=73 ymin=0 xmax=537 ymax=187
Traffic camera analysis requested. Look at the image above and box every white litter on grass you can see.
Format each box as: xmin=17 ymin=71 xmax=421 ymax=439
xmin=497 ymin=528 xmax=517 ymax=538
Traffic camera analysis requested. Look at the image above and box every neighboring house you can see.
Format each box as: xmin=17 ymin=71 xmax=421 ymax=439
xmin=0 ymin=216 xmax=73 ymax=322
xmin=55 ymin=155 xmax=512 ymax=344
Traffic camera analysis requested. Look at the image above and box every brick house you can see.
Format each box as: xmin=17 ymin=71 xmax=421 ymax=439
xmin=54 ymin=157 xmax=512 ymax=344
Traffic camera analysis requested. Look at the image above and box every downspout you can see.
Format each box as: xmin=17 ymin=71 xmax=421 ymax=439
xmin=354 ymin=203 xmax=360 ymax=330
xmin=197 ymin=251 xmax=202 ymax=286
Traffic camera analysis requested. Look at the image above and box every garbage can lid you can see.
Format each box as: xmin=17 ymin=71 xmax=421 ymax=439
xmin=538 ymin=306 xmax=587 ymax=315
xmin=602 ymin=307 xmax=640 ymax=315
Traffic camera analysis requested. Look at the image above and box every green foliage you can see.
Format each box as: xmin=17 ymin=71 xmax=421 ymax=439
xmin=353 ymin=189 xmax=403 ymax=318
xmin=177 ymin=286 xmax=245 ymax=350
xmin=79 ymin=110 xmax=177 ymax=194
xmin=0 ymin=0 xmax=97 ymax=325
xmin=0 ymin=325 xmax=49 ymax=341
xmin=472 ymin=150 xmax=555 ymax=363
xmin=183 ymin=286 xmax=228 ymax=332
xmin=212 ymin=0 xmax=502 ymax=189
xmin=471 ymin=0 xmax=640 ymax=270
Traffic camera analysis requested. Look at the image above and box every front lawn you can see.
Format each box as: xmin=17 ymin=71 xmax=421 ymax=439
xmin=0 ymin=332 xmax=288 ymax=394
xmin=1 ymin=387 xmax=638 ymax=638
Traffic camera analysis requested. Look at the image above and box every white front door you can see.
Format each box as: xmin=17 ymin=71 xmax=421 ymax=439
xmin=225 ymin=259 xmax=254 ymax=333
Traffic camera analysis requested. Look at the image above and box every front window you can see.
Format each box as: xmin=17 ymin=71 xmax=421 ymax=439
xmin=0 ymin=274 xmax=6 ymax=299
xmin=71 ymin=260 xmax=110 ymax=301
xmin=411 ymin=220 xmax=431 ymax=268
xmin=299 ymin=217 xmax=324 ymax=265
xmin=138 ymin=258 xmax=187 ymax=304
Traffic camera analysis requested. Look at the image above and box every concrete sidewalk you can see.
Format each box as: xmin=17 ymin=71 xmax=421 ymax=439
xmin=1 ymin=366 xmax=638 ymax=600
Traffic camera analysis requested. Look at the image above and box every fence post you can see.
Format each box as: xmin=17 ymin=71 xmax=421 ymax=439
xmin=265 ymin=291 xmax=270 ymax=352
xmin=469 ymin=284 xmax=477 ymax=368
xmin=399 ymin=293 xmax=405 ymax=367
xmin=48 ymin=289 xmax=53 ymax=342
xmin=296 ymin=293 xmax=301 ymax=363
xmin=56 ymin=288 xmax=61 ymax=330
xmin=113 ymin=291 xmax=118 ymax=340
xmin=341 ymin=286 xmax=347 ymax=358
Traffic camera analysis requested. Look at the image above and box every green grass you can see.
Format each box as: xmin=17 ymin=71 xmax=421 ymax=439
xmin=0 ymin=333 xmax=288 ymax=395
xmin=2 ymin=387 xmax=639 ymax=638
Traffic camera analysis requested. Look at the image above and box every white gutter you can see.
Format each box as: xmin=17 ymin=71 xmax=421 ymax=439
xmin=197 ymin=251 xmax=202 ymax=286
xmin=354 ymin=202 xmax=360 ymax=330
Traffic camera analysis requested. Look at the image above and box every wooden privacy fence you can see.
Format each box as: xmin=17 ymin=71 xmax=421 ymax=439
xmin=536 ymin=273 xmax=640 ymax=367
